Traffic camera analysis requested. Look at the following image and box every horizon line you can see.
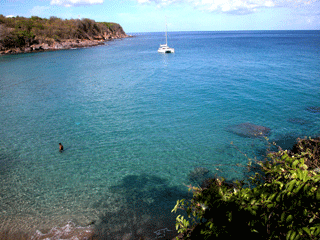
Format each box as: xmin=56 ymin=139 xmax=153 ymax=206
xmin=128 ymin=29 xmax=320 ymax=34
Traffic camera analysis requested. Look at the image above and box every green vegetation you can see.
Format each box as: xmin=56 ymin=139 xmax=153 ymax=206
xmin=172 ymin=137 xmax=320 ymax=239
xmin=0 ymin=15 xmax=126 ymax=51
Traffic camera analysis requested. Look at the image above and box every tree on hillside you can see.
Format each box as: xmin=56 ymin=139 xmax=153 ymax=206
xmin=172 ymin=137 xmax=320 ymax=239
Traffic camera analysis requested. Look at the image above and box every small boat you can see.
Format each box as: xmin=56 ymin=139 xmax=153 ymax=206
xmin=158 ymin=44 xmax=174 ymax=53
xmin=158 ymin=20 xmax=174 ymax=53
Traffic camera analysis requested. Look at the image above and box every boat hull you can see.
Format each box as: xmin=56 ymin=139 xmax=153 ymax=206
xmin=158 ymin=45 xmax=174 ymax=53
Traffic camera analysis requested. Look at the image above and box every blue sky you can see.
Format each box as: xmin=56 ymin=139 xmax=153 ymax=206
xmin=1 ymin=0 xmax=319 ymax=33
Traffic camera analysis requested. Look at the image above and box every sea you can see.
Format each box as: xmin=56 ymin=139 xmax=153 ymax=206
xmin=0 ymin=31 xmax=319 ymax=239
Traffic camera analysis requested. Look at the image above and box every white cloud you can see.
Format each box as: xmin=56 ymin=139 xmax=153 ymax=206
xmin=30 ymin=6 xmax=50 ymax=15
xmin=194 ymin=0 xmax=276 ymax=14
xmin=50 ymin=0 xmax=104 ymax=7
xmin=274 ymin=0 xmax=318 ymax=7
xmin=135 ymin=0 xmax=319 ymax=14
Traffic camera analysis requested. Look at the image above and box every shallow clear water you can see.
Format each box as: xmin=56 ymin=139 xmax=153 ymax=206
xmin=0 ymin=31 xmax=320 ymax=238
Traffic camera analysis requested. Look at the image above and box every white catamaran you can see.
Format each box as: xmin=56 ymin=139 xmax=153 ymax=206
xmin=158 ymin=20 xmax=174 ymax=53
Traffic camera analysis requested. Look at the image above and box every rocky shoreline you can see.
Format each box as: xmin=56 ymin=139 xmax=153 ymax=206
xmin=0 ymin=35 xmax=132 ymax=55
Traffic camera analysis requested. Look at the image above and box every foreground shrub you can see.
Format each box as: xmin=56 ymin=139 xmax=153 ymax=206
xmin=172 ymin=137 xmax=320 ymax=239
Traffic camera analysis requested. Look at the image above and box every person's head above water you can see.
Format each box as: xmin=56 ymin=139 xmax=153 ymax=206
xmin=59 ymin=143 xmax=63 ymax=152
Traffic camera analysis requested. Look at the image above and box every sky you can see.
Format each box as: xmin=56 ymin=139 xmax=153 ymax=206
xmin=1 ymin=0 xmax=320 ymax=33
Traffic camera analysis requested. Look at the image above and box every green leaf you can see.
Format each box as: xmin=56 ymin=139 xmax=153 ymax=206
xmin=175 ymin=223 xmax=179 ymax=230
xmin=276 ymin=193 xmax=282 ymax=201
xmin=314 ymin=226 xmax=320 ymax=235
xmin=281 ymin=153 xmax=290 ymax=161
xmin=302 ymin=227 xmax=311 ymax=236
xmin=269 ymin=192 xmax=277 ymax=201
xmin=287 ymin=180 xmax=297 ymax=192
xmin=294 ymin=184 xmax=305 ymax=194
xmin=286 ymin=230 xmax=293 ymax=240
xmin=252 ymin=205 xmax=258 ymax=210
xmin=301 ymin=170 xmax=309 ymax=181
xmin=290 ymin=230 xmax=297 ymax=240
xmin=303 ymin=208 xmax=309 ymax=216
xmin=303 ymin=183 xmax=311 ymax=193
xmin=292 ymin=159 xmax=300 ymax=169
xmin=297 ymin=169 xmax=303 ymax=180
xmin=286 ymin=215 xmax=293 ymax=223
xmin=316 ymin=189 xmax=320 ymax=200
xmin=267 ymin=203 xmax=274 ymax=208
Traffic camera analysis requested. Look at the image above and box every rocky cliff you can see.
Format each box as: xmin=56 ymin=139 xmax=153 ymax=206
xmin=0 ymin=16 xmax=129 ymax=55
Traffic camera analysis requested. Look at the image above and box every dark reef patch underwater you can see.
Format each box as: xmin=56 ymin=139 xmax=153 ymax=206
xmin=287 ymin=118 xmax=313 ymax=125
xmin=226 ymin=122 xmax=271 ymax=138
xmin=306 ymin=106 xmax=320 ymax=114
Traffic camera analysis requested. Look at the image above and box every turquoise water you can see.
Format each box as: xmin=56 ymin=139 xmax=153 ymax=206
xmin=0 ymin=31 xmax=320 ymax=238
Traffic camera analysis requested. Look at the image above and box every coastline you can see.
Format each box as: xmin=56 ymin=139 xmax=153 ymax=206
xmin=0 ymin=35 xmax=132 ymax=55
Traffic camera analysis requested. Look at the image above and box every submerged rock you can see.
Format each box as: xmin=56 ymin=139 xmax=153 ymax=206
xmin=287 ymin=118 xmax=312 ymax=125
xmin=272 ymin=134 xmax=299 ymax=151
xmin=226 ymin=122 xmax=271 ymax=138
xmin=188 ymin=167 xmax=212 ymax=186
xmin=306 ymin=106 xmax=320 ymax=114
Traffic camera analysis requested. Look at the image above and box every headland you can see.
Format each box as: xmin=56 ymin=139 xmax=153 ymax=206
xmin=0 ymin=15 xmax=130 ymax=55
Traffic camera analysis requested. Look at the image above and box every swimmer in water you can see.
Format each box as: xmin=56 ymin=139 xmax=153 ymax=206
xmin=59 ymin=143 xmax=64 ymax=152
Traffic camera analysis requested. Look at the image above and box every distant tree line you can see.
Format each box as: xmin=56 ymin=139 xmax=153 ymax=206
xmin=0 ymin=15 xmax=126 ymax=50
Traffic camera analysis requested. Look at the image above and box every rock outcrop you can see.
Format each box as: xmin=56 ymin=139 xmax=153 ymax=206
xmin=1 ymin=39 xmax=113 ymax=54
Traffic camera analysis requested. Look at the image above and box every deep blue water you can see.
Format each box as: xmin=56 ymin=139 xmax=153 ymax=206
xmin=0 ymin=31 xmax=319 ymax=238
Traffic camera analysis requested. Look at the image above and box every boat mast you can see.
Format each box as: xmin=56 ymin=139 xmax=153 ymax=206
xmin=165 ymin=20 xmax=168 ymax=46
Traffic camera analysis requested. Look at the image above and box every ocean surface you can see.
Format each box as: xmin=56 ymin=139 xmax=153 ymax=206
xmin=0 ymin=31 xmax=320 ymax=239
